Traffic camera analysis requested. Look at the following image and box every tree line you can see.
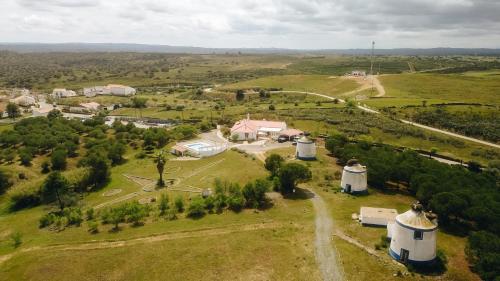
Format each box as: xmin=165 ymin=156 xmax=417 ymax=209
xmin=326 ymin=134 xmax=500 ymax=280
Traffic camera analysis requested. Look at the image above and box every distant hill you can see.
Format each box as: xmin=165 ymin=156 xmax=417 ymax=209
xmin=1 ymin=42 xmax=500 ymax=55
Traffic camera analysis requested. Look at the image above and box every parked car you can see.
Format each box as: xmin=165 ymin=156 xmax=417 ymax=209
xmin=277 ymin=136 xmax=288 ymax=143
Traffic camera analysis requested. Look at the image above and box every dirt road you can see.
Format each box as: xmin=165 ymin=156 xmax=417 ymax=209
xmin=309 ymin=190 xmax=344 ymax=281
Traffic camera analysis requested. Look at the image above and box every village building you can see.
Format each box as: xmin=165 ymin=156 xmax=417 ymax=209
xmin=389 ymin=202 xmax=438 ymax=265
xmin=230 ymin=114 xmax=287 ymax=141
xmin=52 ymin=88 xmax=77 ymax=98
xmin=84 ymin=84 xmax=136 ymax=97
xmin=296 ymin=135 xmax=316 ymax=160
xmin=341 ymin=158 xmax=368 ymax=194
xmin=9 ymin=95 xmax=36 ymax=107
xmin=351 ymin=70 xmax=367 ymax=77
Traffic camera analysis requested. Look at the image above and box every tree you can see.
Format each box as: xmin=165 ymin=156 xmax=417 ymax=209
xmin=108 ymin=141 xmax=126 ymax=165
xmin=268 ymin=104 xmax=275 ymax=111
xmin=131 ymin=97 xmax=147 ymax=118
xmin=108 ymin=205 xmax=127 ymax=230
xmin=430 ymin=192 xmax=468 ymax=224
xmin=235 ymin=89 xmax=245 ymax=101
xmin=19 ymin=148 xmax=33 ymax=166
xmin=3 ymin=148 xmax=15 ymax=163
xmin=155 ymin=151 xmax=166 ymax=187
xmin=41 ymin=171 xmax=75 ymax=211
xmin=47 ymin=109 xmax=63 ymax=120
xmin=6 ymin=103 xmax=20 ymax=120
xmin=51 ymin=148 xmax=67 ymax=170
xmin=227 ymin=188 xmax=245 ymax=212
xmin=278 ymin=163 xmax=312 ymax=194
xmin=264 ymin=154 xmax=284 ymax=177
xmin=125 ymin=201 xmax=149 ymax=226
xmin=259 ymin=89 xmax=267 ymax=98
xmin=243 ymin=178 xmax=270 ymax=208
xmin=85 ymin=151 xmax=111 ymax=190
xmin=0 ymin=170 xmax=12 ymax=194
xmin=325 ymin=134 xmax=348 ymax=155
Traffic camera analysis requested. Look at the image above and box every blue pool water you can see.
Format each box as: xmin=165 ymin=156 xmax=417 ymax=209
xmin=185 ymin=142 xmax=210 ymax=151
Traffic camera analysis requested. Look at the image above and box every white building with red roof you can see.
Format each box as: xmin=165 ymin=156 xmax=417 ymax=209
xmin=230 ymin=114 xmax=287 ymax=141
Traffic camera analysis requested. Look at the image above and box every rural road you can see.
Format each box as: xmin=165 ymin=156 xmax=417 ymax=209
xmin=400 ymin=120 xmax=500 ymax=149
xmin=308 ymin=189 xmax=344 ymax=281
xmin=272 ymin=90 xmax=500 ymax=150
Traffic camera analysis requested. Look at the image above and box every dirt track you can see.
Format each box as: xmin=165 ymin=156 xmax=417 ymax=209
xmin=309 ymin=190 xmax=344 ymax=281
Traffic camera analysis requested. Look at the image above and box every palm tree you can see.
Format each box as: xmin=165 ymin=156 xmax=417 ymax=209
xmin=156 ymin=150 xmax=166 ymax=187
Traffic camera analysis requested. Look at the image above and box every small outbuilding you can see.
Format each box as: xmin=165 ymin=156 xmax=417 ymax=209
xmin=359 ymin=207 xmax=398 ymax=226
xmin=296 ymin=135 xmax=316 ymax=160
xmin=341 ymin=158 xmax=367 ymax=194
xmin=389 ymin=202 xmax=438 ymax=265
xmin=171 ymin=145 xmax=188 ymax=156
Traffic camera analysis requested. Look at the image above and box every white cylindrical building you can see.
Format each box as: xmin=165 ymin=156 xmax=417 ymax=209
xmin=296 ymin=135 xmax=316 ymax=160
xmin=389 ymin=202 xmax=438 ymax=265
xmin=340 ymin=159 xmax=367 ymax=194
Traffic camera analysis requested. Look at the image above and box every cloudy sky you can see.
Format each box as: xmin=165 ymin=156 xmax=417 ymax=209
xmin=1 ymin=0 xmax=499 ymax=49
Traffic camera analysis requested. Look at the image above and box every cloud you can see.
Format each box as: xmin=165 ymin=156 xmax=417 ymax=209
xmin=0 ymin=0 xmax=499 ymax=48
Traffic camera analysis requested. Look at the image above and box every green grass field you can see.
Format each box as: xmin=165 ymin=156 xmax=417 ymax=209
xmin=377 ymin=73 xmax=500 ymax=106
xmin=0 ymin=149 xmax=322 ymax=280
xmin=223 ymin=75 xmax=359 ymax=97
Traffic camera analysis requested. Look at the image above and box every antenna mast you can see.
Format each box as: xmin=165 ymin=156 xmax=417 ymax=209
xmin=370 ymin=41 xmax=375 ymax=93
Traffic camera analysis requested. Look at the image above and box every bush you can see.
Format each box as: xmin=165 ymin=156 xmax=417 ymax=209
xmin=41 ymin=161 xmax=50 ymax=173
xmin=39 ymin=213 xmax=56 ymax=228
xmin=86 ymin=208 xmax=95 ymax=220
xmin=174 ymin=196 xmax=184 ymax=213
xmin=227 ymin=195 xmax=244 ymax=212
xmin=87 ymin=220 xmax=99 ymax=234
xmin=10 ymin=232 xmax=22 ymax=248
xmin=64 ymin=207 xmax=83 ymax=226
xmin=158 ymin=193 xmax=169 ymax=216
xmin=187 ymin=197 xmax=206 ymax=218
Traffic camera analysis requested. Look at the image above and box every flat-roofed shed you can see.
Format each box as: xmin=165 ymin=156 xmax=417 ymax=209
xmin=360 ymin=207 xmax=398 ymax=226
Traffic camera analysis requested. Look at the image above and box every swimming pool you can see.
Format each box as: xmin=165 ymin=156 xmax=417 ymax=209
xmin=185 ymin=142 xmax=210 ymax=151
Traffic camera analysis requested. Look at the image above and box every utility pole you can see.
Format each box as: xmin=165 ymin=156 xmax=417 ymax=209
xmin=370 ymin=41 xmax=375 ymax=94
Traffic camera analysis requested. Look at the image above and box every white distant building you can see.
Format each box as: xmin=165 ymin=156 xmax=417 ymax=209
xmin=84 ymin=84 xmax=136 ymax=97
xmin=296 ymin=135 xmax=316 ymax=160
xmin=9 ymin=95 xmax=36 ymax=106
xmin=351 ymin=70 xmax=366 ymax=77
xmin=389 ymin=202 xmax=438 ymax=265
xmin=230 ymin=114 xmax=287 ymax=141
xmin=52 ymin=88 xmax=77 ymax=98
xmin=341 ymin=158 xmax=368 ymax=194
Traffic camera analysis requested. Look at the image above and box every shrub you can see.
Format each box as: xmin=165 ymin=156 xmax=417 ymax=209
xmin=87 ymin=220 xmax=99 ymax=234
xmin=204 ymin=196 xmax=215 ymax=213
xmin=158 ymin=193 xmax=169 ymax=216
xmin=41 ymin=161 xmax=50 ymax=173
xmin=10 ymin=232 xmax=22 ymax=248
xmin=174 ymin=196 xmax=184 ymax=213
xmin=187 ymin=197 xmax=206 ymax=218
xmin=86 ymin=208 xmax=95 ymax=220
xmin=39 ymin=213 xmax=56 ymax=228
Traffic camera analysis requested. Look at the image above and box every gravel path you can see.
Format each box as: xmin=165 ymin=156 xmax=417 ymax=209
xmin=309 ymin=190 xmax=344 ymax=281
